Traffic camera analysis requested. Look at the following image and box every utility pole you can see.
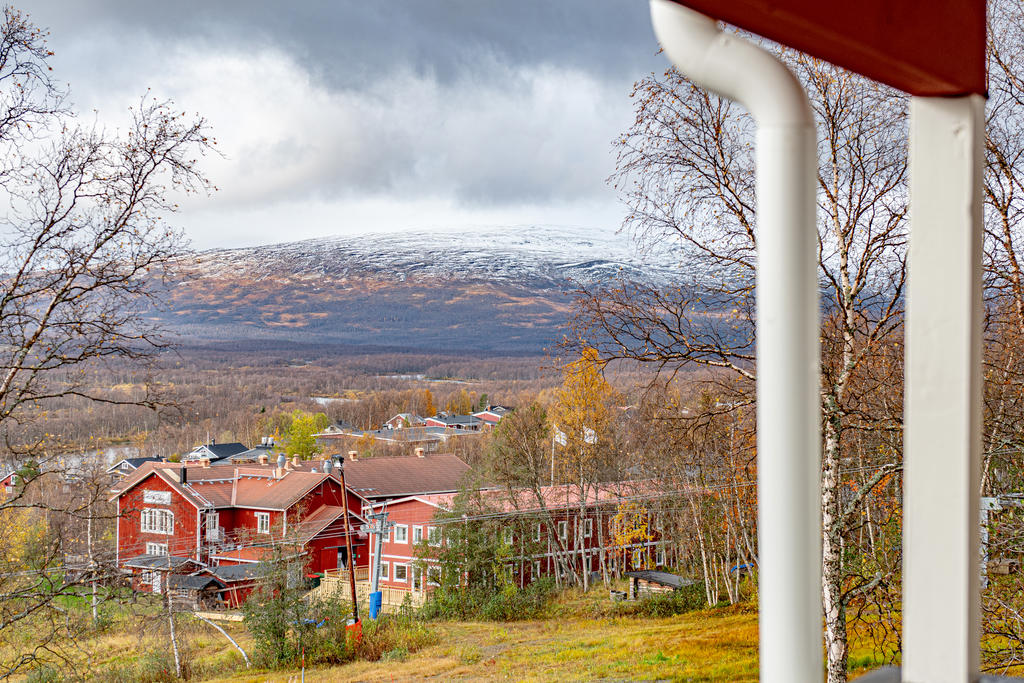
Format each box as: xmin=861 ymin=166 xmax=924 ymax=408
xmin=336 ymin=457 xmax=359 ymax=622
xmin=363 ymin=510 xmax=394 ymax=594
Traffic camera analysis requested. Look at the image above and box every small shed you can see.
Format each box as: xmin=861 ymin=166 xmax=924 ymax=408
xmin=167 ymin=575 xmax=226 ymax=610
xmin=625 ymin=570 xmax=695 ymax=600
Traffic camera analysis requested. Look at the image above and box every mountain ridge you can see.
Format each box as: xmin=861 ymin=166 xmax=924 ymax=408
xmin=155 ymin=225 xmax=683 ymax=354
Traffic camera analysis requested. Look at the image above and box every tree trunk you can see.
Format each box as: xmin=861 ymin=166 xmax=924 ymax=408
xmin=166 ymin=575 xmax=181 ymax=679
xmin=822 ymin=412 xmax=848 ymax=683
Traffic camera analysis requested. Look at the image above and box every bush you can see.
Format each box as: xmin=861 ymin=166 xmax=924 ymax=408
xmin=420 ymin=578 xmax=557 ymax=622
xmin=356 ymin=610 xmax=438 ymax=661
xmin=95 ymin=651 xmax=184 ymax=683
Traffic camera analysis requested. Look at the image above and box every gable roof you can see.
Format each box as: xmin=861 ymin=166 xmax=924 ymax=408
xmin=169 ymin=575 xmax=226 ymax=590
xmin=185 ymin=442 xmax=249 ymax=460
xmin=425 ymin=414 xmax=482 ymax=427
xmin=293 ymin=504 xmax=347 ymax=543
xmin=111 ymin=461 xmax=370 ymax=512
xmin=106 ymin=457 xmax=162 ymax=474
xmin=339 ymin=453 xmax=471 ymax=499
xmin=207 ymin=563 xmax=265 ymax=582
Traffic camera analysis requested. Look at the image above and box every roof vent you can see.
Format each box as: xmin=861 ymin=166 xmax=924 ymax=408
xmin=348 ymin=450 xmax=358 ymax=461
xmin=276 ymin=454 xmax=286 ymax=469
xmin=323 ymin=460 xmax=333 ymax=475
xmin=415 ymin=447 xmax=425 ymax=458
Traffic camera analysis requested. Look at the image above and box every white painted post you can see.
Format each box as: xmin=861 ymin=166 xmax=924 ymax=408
xmin=648 ymin=3 xmax=822 ymax=680
xmin=903 ymin=95 xmax=985 ymax=683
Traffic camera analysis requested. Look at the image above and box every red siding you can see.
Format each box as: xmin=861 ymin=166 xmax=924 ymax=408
xmin=117 ymin=473 xmax=200 ymax=562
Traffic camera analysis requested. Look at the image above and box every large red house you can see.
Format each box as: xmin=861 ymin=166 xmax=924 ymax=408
xmin=110 ymin=452 xmax=470 ymax=606
xmin=367 ymin=481 xmax=670 ymax=598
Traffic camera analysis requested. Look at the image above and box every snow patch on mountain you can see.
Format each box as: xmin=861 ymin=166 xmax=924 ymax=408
xmin=193 ymin=225 xmax=683 ymax=290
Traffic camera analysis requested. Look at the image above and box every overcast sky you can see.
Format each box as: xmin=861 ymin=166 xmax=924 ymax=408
xmin=17 ymin=1 xmax=664 ymax=249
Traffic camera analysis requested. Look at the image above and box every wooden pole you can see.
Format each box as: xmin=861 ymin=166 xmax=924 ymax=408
xmin=337 ymin=459 xmax=359 ymax=622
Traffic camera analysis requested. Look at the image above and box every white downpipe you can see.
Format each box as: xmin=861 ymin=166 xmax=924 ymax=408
xmin=649 ymin=2 xmax=822 ymax=682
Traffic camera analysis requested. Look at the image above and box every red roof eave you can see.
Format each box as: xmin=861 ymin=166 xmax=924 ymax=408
xmin=668 ymin=0 xmax=986 ymax=97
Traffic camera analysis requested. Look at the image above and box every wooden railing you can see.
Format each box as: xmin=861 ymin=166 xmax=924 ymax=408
xmin=309 ymin=575 xmax=425 ymax=612
xmin=322 ymin=566 xmax=370 ymax=582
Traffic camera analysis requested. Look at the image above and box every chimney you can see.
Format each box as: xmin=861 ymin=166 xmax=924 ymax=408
xmin=277 ymin=454 xmax=287 ymax=469
xmin=348 ymin=450 xmax=358 ymax=461
xmin=261 ymin=436 xmax=267 ymax=446
xmin=258 ymin=454 xmax=269 ymax=465
xmin=292 ymin=455 xmax=301 ymax=467
xmin=276 ymin=467 xmax=285 ymax=479
xmin=200 ymin=457 xmax=210 ymax=469
xmin=415 ymin=447 xmax=425 ymax=458
xmin=180 ymin=465 xmax=188 ymax=484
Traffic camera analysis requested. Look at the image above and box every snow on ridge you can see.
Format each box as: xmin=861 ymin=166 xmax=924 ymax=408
xmin=193 ymin=224 xmax=684 ymax=287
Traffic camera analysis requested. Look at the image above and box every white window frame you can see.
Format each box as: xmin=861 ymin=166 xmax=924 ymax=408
xmin=255 ymin=511 xmax=270 ymax=535
xmin=393 ymin=563 xmax=409 ymax=582
xmin=412 ymin=565 xmax=424 ymax=591
xmin=141 ymin=508 xmax=174 ymax=535
xmin=379 ymin=561 xmax=389 ymax=580
xmin=656 ymin=546 xmax=666 ymax=566
xmin=146 ymin=542 xmax=168 ymax=556
xmin=533 ymin=559 xmax=541 ymax=578
xmin=412 ymin=525 xmax=423 ymax=544
xmin=534 ymin=523 xmax=542 ymax=542
xmin=427 ymin=565 xmax=441 ymax=587
xmin=503 ymin=527 xmax=513 ymax=544
xmin=142 ymin=570 xmax=157 ymax=586
xmin=394 ymin=524 xmax=409 ymax=544
xmin=558 ymin=520 xmax=568 ymax=541
xmin=427 ymin=526 xmax=442 ymax=547
xmin=583 ymin=518 xmax=593 ymax=539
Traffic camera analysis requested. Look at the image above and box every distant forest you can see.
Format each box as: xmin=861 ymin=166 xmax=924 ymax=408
xmin=5 ymin=342 xmax=657 ymax=464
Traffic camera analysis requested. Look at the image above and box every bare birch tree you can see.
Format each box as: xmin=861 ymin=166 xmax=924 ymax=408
xmin=0 ymin=7 xmax=215 ymax=677
xmin=571 ymin=54 xmax=908 ymax=682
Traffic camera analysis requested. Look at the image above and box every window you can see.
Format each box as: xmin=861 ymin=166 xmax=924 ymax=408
xmin=412 ymin=526 xmax=423 ymax=544
xmin=533 ymin=560 xmax=541 ymax=578
xmin=656 ymin=546 xmax=666 ymax=567
xmin=394 ymin=525 xmax=408 ymax=543
xmin=583 ymin=518 xmax=593 ymax=539
xmin=412 ymin=566 xmax=424 ymax=591
xmin=379 ymin=561 xmax=389 ymax=580
xmin=558 ymin=520 xmax=568 ymax=541
xmin=141 ymin=508 xmax=174 ymax=535
xmin=256 ymin=511 xmax=270 ymax=534
xmin=503 ymin=528 xmax=513 ymax=545
xmin=427 ymin=565 xmax=441 ymax=586
xmin=141 ymin=570 xmax=157 ymax=586
xmin=427 ymin=526 xmax=441 ymax=547
xmin=534 ymin=523 xmax=542 ymax=542
xmin=394 ymin=564 xmax=408 ymax=582
xmin=146 ymin=542 xmax=168 ymax=556
xmin=206 ymin=512 xmax=220 ymax=541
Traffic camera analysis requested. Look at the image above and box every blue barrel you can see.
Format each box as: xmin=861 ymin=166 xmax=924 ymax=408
xmin=368 ymin=591 xmax=383 ymax=619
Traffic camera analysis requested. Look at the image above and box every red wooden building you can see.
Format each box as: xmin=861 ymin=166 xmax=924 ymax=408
xmin=109 ymin=453 xmax=470 ymax=606
xmin=368 ymin=481 xmax=670 ymax=598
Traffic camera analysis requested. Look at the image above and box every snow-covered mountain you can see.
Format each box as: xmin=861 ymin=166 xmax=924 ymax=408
xmin=191 ymin=225 xmax=682 ymax=289
xmin=158 ymin=225 xmax=686 ymax=354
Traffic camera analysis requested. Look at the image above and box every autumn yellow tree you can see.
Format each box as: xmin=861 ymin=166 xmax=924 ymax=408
xmin=549 ymin=347 xmax=618 ymax=589
xmin=422 ymin=389 xmax=436 ymax=417
xmin=610 ymin=501 xmax=653 ymax=572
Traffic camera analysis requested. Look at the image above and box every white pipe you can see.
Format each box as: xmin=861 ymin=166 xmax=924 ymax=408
xmin=649 ymin=2 xmax=822 ymax=682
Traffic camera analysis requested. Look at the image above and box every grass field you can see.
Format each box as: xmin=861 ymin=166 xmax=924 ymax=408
xmin=7 ymin=586 xmax=905 ymax=681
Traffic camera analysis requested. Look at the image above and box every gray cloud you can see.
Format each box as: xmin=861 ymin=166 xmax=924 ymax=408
xmin=15 ymin=1 xmax=665 ymax=247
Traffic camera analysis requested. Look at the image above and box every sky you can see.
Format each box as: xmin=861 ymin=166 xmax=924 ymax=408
xmin=17 ymin=1 xmax=665 ymax=249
